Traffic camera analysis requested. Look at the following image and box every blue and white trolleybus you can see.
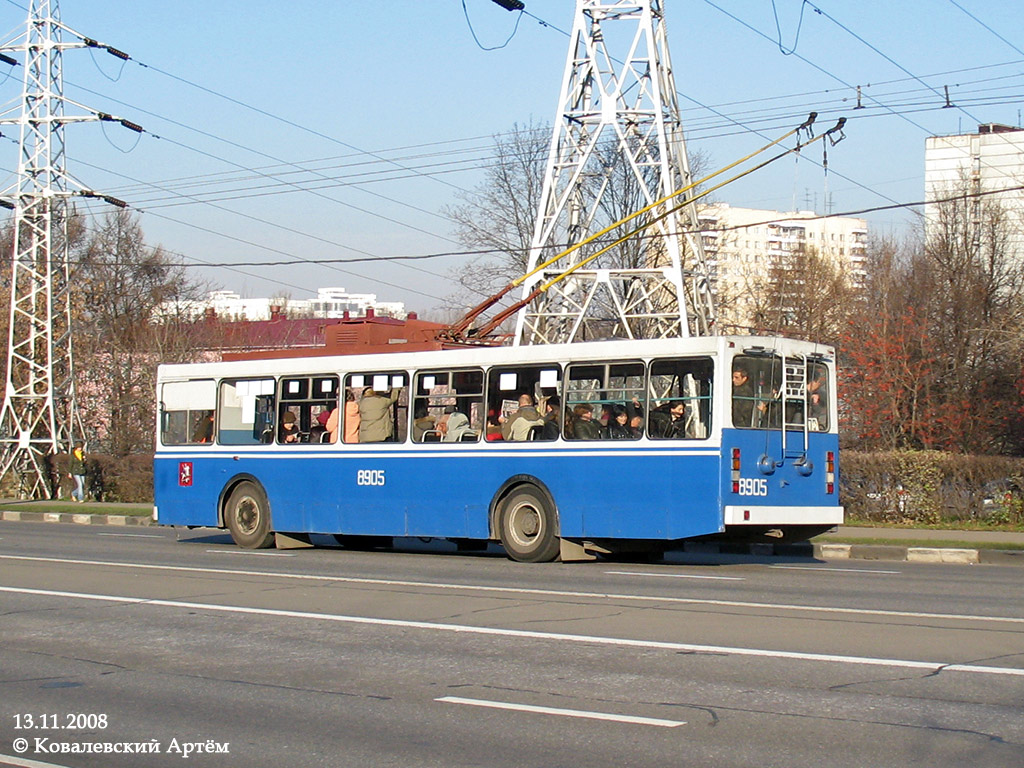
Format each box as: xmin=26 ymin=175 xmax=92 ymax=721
xmin=154 ymin=335 xmax=842 ymax=561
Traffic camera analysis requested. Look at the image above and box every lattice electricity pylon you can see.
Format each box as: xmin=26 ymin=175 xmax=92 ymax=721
xmin=514 ymin=0 xmax=714 ymax=346
xmin=0 ymin=0 xmax=133 ymax=498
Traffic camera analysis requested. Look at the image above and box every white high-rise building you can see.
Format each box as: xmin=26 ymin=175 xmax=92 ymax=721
xmin=925 ymin=124 xmax=1024 ymax=262
xmin=699 ymin=204 xmax=867 ymax=332
xmin=159 ymin=288 xmax=405 ymax=322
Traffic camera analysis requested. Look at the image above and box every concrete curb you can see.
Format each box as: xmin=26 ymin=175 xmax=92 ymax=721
xmin=1 ymin=512 xmax=1022 ymax=565
xmin=1 ymin=510 xmax=154 ymax=526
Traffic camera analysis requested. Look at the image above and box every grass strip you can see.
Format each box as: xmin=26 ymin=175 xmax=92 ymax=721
xmin=0 ymin=502 xmax=150 ymax=516
xmin=814 ymin=535 xmax=1024 ymax=551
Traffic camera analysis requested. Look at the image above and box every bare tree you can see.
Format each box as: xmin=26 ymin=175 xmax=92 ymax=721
xmin=762 ymin=244 xmax=857 ymax=343
xmin=74 ymin=209 xmax=211 ymax=456
xmin=442 ymin=120 xmax=551 ymax=309
xmin=443 ymin=120 xmax=710 ymax=333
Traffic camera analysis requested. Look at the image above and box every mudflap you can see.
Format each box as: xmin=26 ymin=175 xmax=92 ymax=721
xmin=559 ymin=538 xmax=612 ymax=562
xmin=275 ymin=531 xmax=314 ymax=549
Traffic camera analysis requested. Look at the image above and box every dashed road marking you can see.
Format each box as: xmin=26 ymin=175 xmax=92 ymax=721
xmin=436 ymin=696 xmax=686 ymax=727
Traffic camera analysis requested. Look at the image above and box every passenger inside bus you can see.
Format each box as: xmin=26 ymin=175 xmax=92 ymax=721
xmin=413 ymin=405 xmax=436 ymax=441
xmin=358 ymin=388 xmax=401 ymax=442
xmin=501 ymin=394 xmax=545 ymax=441
xmin=485 ymin=412 xmax=503 ymax=441
xmin=309 ymin=408 xmax=330 ymax=443
xmin=191 ymin=412 xmax=214 ymax=444
xmin=605 ymin=405 xmax=634 ymax=439
xmin=278 ymin=411 xmax=300 ymax=443
xmin=540 ymin=396 xmax=561 ymax=440
xmin=342 ymin=390 xmax=359 ymax=443
xmin=648 ymin=400 xmax=687 ymax=439
xmin=571 ymin=403 xmax=602 ymax=440
xmin=441 ymin=406 xmax=473 ymax=442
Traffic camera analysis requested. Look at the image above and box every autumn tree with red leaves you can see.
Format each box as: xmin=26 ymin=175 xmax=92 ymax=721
xmin=841 ymin=185 xmax=1024 ymax=454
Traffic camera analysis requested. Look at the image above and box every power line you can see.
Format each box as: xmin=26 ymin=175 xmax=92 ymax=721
xmin=68 ymin=184 xmax=1016 ymax=272
xmin=948 ymin=0 xmax=1024 ymax=59
xmin=696 ymin=0 xmax=1021 ymax=210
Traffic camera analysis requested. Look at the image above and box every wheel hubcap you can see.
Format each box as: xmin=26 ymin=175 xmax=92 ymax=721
xmin=509 ymin=503 xmax=540 ymax=545
xmin=235 ymin=497 xmax=259 ymax=534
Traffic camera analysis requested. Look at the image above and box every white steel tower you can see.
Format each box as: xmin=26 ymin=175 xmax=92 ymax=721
xmin=0 ymin=0 xmax=130 ymax=497
xmin=514 ymin=0 xmax=713 ymax=346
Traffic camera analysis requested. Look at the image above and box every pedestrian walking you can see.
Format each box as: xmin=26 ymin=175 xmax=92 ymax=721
xmin=69 ymin=441 xmax=86 ymax=503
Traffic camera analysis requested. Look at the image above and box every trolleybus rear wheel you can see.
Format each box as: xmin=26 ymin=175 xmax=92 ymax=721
xmin=224 ymin=481 xmax=274 ymax=549
xmin=499 ymin=486 xmax=560 ymax=563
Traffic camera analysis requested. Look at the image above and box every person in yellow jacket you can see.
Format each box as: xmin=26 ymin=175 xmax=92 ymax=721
xmin=69 ymin=441 xmax=86 ymax=503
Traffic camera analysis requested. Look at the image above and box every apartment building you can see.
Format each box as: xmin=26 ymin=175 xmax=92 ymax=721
xmin=699 ymin=203 xmax=867 ymax=331
xmin=925 ymin=123 xmax=1024 ymax=263
xmin=166 ymin=287 xmax=405 ymax=322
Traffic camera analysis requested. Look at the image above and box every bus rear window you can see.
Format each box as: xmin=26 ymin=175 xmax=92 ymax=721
xmin=731 ymin=355 xmax=830 ymax=431
xmin=160 ymin=380 xmax=216 ymax=445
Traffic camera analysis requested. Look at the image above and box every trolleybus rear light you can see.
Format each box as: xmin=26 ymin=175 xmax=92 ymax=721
xmin=743 ymin=509 xmax=750 ymax=521
xmin=826 ymin=450 xmax=835 ymax=493
xmin=731 ymin=447 xmax=741 ymax=493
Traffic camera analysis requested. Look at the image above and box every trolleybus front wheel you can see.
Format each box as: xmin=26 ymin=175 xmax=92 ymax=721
xmin=224 ymin=481 xmax=274 ymax=549
xmin=498 ymin=486 xmax=560 ymax=563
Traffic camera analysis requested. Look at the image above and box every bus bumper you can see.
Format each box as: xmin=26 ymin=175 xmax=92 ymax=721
xmin=724 ymin=505 xmax=844 ymax=526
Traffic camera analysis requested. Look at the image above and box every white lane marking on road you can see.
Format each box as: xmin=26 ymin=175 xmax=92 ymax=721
xmin=607 ymin=570 xmax=744 ymax=581
xmin=769 ymin=565 xmax=902 ymax=575
xmin=204 ymin=549 xmax=296 ymax=557
xmin=436 ymin=696 xmax=686 ymax=727
xmin=0 ymin=751 xmax=75 ymax=768
xmin=1 ymin=554 xmax=1021 ymax=625
xmin=1 ymin=585 xmax=1022 ymax=678
xmin=97 ymin=533 xmax=163 ymax=538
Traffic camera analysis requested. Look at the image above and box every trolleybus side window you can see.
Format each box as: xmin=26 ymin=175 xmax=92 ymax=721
xmin=345 ymin=371 xmax=408 ymax=443
xmin=160 ymin=379 xmax=216 ymax=445
xmin=413 ymin=368 xmax=484 ymax=443
xmin=486 ymin=364 xmax=561 ymax=442
xmin=647 ymin=358 xmax=713 ymax=440
xmin=278 ymin=375 xmax=339 ymax=445
xmin=218 ymin=378 xmax=276 ymax=445
xmin=565 ymin=361 xmax=645 ymax=440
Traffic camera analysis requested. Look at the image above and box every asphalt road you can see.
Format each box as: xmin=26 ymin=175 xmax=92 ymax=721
xmin=0 ymin=520 xmax=1022 ymax=768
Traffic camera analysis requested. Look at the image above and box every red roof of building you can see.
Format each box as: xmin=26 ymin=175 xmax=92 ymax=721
xmin=217 ymin=309 xmax=495 ymax=361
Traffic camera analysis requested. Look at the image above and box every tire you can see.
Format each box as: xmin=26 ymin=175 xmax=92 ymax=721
xmin=224 ymin=481 xmax=274 ymax=549
xmin=498 ymin=486 xmax=560 ymax=563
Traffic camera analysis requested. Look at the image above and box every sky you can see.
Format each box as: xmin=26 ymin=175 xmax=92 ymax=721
xmin=0 ymin=0 xmax=1021 ymax=317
